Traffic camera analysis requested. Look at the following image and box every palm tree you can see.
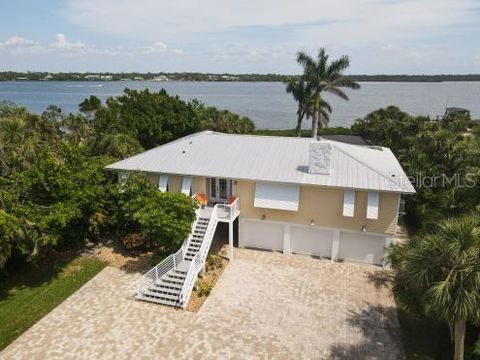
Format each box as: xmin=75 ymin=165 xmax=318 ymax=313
xmin=284 ymin=78 xmax=333 ymax=136
xmin=392 ymin=215 xmax=480 ymax=360
xmin=296 ymin=48 xmax=360 ymax=137
xmin=284 ymin=79 xmax=311 ymax=136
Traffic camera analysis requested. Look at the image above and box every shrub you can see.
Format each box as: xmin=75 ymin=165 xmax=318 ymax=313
xmin=120 ymin=233 xmax=151 ymax=252
xmin=197 ymin=281 xmax=214 ymax=297
xmin=206 ymin=254 xmax=223 ymax=271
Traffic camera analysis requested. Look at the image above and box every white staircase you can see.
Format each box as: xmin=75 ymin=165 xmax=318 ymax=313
xmin=130 ymin=208 xmax=219 ymax=308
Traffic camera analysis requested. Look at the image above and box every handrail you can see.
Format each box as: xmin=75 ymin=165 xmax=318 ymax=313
xmin=129 ymin=207 xmax=201 ymax=298
xmin=216 ymin=197 xmax=240 ymax=221
xmin=178 ymin=205 xmax=220 ymax=308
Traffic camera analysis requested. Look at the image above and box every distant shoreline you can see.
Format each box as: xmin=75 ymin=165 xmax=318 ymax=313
xmin=2 ymin=72 xmax=480 ymax=83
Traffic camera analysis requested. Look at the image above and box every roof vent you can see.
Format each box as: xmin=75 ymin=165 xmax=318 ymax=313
xmin=308 ymin=142 xmax=331 ymax=175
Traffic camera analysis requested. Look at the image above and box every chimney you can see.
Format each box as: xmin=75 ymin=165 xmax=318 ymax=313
xmin=308 ymin=141 xmax=331 ymax=175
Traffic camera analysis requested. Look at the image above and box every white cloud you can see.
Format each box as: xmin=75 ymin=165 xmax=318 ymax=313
xmin=0 ymin=35 xmax=183 ymax=60
xmin=143 ymin=41 xmax=167 ymax=54
xmin=54 ymin=33 xmax=87 ymax=50
xmin=62 ymin=0 xmax=478 ymax=45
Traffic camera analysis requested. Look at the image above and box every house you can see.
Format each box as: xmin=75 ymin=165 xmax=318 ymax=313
xmin=106 ymin=131 xmax=415 ymax=307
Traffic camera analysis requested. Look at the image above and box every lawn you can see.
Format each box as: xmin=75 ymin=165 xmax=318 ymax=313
xmin=0 ymin=255 xmax=106 ymax=351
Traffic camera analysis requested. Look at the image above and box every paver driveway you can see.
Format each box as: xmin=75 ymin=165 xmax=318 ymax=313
xmin=1 ymin=249 xmax=404 ymax=360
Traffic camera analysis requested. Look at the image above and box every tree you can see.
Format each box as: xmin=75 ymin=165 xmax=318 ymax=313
xmin=392 ymin=215 xmax=480 ymax=360
xmin=95 ymin=132 xmax=143 ymax=159
xmin=296 ymin=48 xmax=360 ymax=137
xmin=284 ymin=78 xmax=312 ymax=136
xmin=109 ymin=174 xmax=197 ymax=252
xmin=92 ymin=89 xmax=201 ymax=149
xmin=197 ymin=105 xmax=255 ymax=134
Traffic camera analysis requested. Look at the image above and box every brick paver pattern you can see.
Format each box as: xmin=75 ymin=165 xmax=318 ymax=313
xmin=1 ymin=249 xmax=405 ymax=360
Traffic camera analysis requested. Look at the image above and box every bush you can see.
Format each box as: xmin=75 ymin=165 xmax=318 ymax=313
xmin=120 ymin=233 xmax=151 ymax=252
xmin=206 ymin=254 xmax=223 ymax=271
xmin=197 ymin=281 xmax=214 ymax=297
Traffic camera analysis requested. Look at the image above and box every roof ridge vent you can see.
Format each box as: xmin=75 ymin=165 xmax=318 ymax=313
xmin=308 ymin=142 xmax=332 ymax=175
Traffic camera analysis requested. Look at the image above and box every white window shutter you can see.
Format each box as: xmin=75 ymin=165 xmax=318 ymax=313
xmin=367 ymin=191 xmax=379 ymax=219
xmin=158 ymin=174 xmax=169 ymax=192
xmin=254 ymin=182 xmax=300 ymax=211
xmin=181 ymin=176 xmax=192 ymax=195
xmin=343 ymin=189 xmax=355 ymax=217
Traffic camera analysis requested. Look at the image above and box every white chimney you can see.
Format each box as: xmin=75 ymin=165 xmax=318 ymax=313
xmin=308 ymin=142 xmax=331 ymax=175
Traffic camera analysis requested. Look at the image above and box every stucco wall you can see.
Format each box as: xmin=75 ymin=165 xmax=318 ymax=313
xmin=145 ymin=173 xmax=207 ymax=194
xmin=234 ymin=180 xmax=399 ymax=235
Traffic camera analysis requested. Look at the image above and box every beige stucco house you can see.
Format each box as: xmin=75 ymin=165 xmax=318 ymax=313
xmin=107 ymin=131 xmax=415 ymax=307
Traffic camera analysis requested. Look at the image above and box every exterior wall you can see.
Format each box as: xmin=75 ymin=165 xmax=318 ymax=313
xmin=234 ymin=180 xmax=400 ymax=235
xmin=144 ymin=172 xmax=207 ymax=194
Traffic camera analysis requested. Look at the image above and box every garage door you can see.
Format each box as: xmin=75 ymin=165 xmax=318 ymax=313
xmin=241 ymin=221 xmax=284 ymax=251
xmin=338 ymin=232 xmax=385 ymax=265
xmin=291 ymin=226 xmax=334 ymax=258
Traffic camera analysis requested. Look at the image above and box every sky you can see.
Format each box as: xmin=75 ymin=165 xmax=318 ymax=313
xmin=0 ymin=0 xmax=479 ymax=74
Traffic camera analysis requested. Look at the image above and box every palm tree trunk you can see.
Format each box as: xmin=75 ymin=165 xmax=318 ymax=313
xmin=311 ymin=110 xmax=319 ymax=138
xmin=295 ymin=111 xmax=303 ymax=137
xmin=454 ymin=319 xmax=466 ymax=360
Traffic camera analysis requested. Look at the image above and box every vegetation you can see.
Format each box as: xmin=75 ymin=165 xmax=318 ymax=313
xmin=391 ymin=215 xmax=480 ymax=360
xmin=2 ymin=71 xmax=480 ymax=82
xmin=285 ymin=48 xmax=360 ymax=137
xmin=351 ymin=106 xmax=480 ymax=359
xmin=352 ymin=106 xmax=479 ymax=234
xmin=0 ymin=89 xmax=254 ymax=274
xmin=0 ymin=256 xmax=106 ymax=350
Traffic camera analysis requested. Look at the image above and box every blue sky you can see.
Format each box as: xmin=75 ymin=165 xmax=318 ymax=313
xmin=1 ymin=0 xmax=479 ymax=74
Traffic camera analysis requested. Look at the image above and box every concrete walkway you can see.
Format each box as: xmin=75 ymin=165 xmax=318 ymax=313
xmin=1 ymin=249 xmax=404 ymax=359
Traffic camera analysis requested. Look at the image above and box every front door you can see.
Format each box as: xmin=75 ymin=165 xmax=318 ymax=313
xmin=209 ymin=178 xmax=231 ymax=203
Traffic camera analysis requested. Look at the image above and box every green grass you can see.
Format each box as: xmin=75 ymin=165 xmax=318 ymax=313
xmin=0 ymin=256 xmax=106 ymax=350
xmin=254 ymin=127 xmax=352 ymax=137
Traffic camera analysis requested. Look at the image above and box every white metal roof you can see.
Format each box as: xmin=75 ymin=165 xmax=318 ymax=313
xmin=106 ymin=131 xmax=415 ymax=193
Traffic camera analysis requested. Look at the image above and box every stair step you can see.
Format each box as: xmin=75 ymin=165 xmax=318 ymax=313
xmin=149 ymin=286 xmax=181 ymax=296
xmin=154 ymin=281 xmax=183 ymax=290
xmin=135 ymin=294 xmax=181 ymax=307
xmin=162 ymin=276 xmax=184 ymax=284
xmin=189 ymin=243 xmax=201 ymax=248
xmin=143 ymin=290 xmax=180 ymax=301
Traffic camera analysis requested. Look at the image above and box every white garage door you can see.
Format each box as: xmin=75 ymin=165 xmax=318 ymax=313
xmin=241 ymin=221 xmax=284 ymax=251
xmin=338 ymin=232 xmax=386 ymax=265
xmin=291 ymin=226 xmax=334 ymax=258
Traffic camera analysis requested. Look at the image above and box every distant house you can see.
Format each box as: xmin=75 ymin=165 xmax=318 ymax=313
xmin=445 ymin=107 xmax=470 ymax=117
xmin=16 ymin=77 xmax=29 ymax=81
xmin=40 ymin=74 xmax=53 ymax=81
xmin=152 ymin=75 xmax=169 ymax=82
xmin=133 ymin=76 xmax=144 ymax=81
xmin=100 ymin=75 xmax=113 ymax=81
xmin=84 ymin=74 xmax=100 ymax=80
xmin=108 ymin=131 xmax=414 ymax=308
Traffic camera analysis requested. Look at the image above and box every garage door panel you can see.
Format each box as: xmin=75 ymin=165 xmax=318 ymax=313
xmin=242 ymin=221 xmax=284 ymax=251
xmin=291 ymin=227 xmax=333 ymax=258
xmin=338 ymin=232 xmax=385 ymax=265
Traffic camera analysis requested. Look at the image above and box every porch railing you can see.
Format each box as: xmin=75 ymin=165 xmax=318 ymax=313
xmin=178 ymin=205 xmax=220 ymax=308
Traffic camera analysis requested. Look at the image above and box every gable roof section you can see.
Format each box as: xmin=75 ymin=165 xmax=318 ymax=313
xmin=106 ymin=131 xmax=415 ymax=193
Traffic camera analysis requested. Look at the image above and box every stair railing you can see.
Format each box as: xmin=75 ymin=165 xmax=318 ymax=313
xmin=178 ymin=205 xmax=219 ymax=308
xmin=129 ymin=207 xmax=201 ymax=298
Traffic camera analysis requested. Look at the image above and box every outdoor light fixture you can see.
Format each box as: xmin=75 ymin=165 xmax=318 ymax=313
xmin=261 ymin=214 xmax=266 ymax=220
xmin=361 ymin=225 xmax=367 ymax=232
xmin=310 ymin=220 xmax=315 ymax=226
